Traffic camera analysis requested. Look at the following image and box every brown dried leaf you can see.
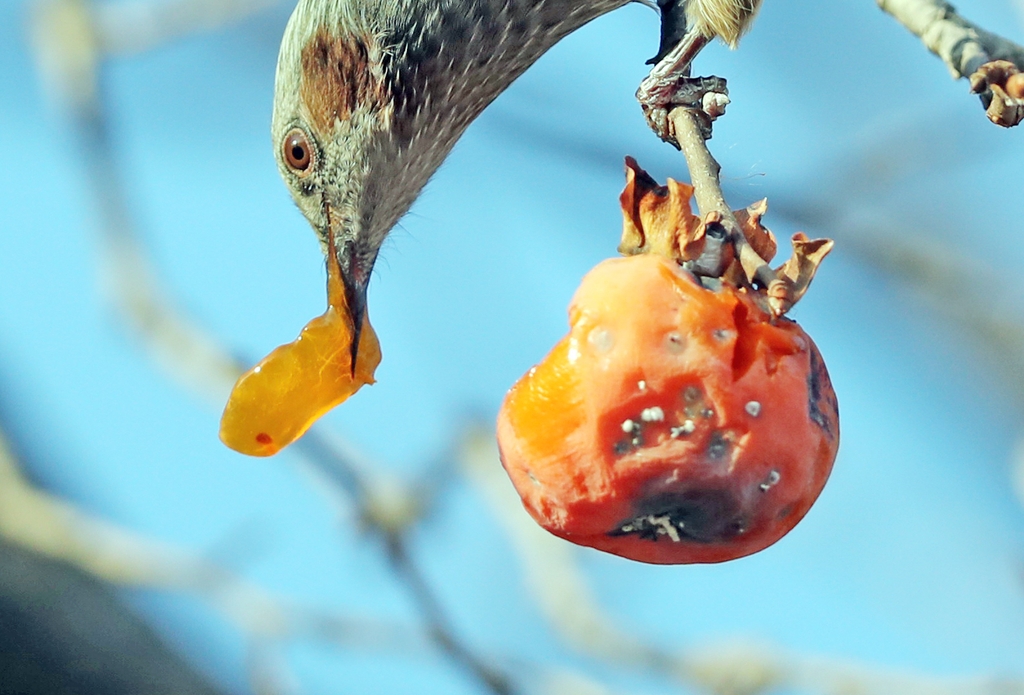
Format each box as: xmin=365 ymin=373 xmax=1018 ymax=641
xmin=619 ymin=157 xmax=704 ymax=261
xmin=619 ymin=156 xmax=660 ymax=256
xmin=767 ymin=233 xmax=834 ymax=316
xmin=733 ymin=199 xmax=777 ymax=263
xmin=667 ymin=178 xmax=706 ymax=261
xmin=618 ymin=158 xmax=830 ymax=315
xmin=722 ymin=255 xmax=747 ymax=289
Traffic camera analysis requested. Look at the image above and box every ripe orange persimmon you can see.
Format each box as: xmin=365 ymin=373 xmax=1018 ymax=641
xmin=497 ymin=254 xmax=839 ymax=564
xmin=497 ymin=158 xmax=839 ymax=565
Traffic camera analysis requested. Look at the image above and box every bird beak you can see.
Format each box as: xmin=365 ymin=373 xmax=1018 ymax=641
xmin=323 ymin=197 xmax=376 ymax=376
xmin=327 ymin=232 xmax=371 ymax=377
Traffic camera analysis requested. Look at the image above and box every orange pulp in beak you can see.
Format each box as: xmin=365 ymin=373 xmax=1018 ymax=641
xmin=219 ymin=241 xmax=381 ymax=456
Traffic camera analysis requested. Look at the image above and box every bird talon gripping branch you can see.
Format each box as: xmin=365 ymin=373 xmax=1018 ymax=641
xmin=637 ymin=74 xmax=729 ymax=145
xmin=636 ymin=0 xmax=760 ymax=142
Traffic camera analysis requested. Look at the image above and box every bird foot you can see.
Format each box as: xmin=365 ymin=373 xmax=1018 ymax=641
xmin=636 ymin=74 xmax=730 ymax=148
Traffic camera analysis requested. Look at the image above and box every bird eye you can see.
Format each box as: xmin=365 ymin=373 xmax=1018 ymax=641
xmin=283 ymin=128 xmax=313 ymax=173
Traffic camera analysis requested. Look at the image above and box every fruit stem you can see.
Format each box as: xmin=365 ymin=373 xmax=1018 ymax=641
xmin=668 ymin=107 xmax=775 ymax=290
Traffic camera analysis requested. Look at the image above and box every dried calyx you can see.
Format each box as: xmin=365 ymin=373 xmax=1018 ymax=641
xmin=618 ymin=157 xmax=833 ymax=317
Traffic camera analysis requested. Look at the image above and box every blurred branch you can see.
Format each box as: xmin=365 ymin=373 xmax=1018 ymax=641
xmin=842 ymin=230 xmax=1024 ymax=398
xmin=531 ymin=669 xmax=653 ymax=695
xmin=0 ymin=423 xmax=423 ymax=654
xmin=29 ymin=4 xmax=517 ymax=693
xmin=769 ymin=114 xmax=1024 ymax=521
xmin=766 ymin=113 xmax=1024 ymax=401
xmin=462 ymin=428 xmax=1024 ymax=695
xmin=878 ymin=0 xmax=1024 ymax=78
xmin=1014 ymin=437 xmax=1024 ymax=515
xmin=248 ymin=641 xmax=300 ymax=695
xmin=31 ymin=0 xmax=251 ymax=407
xmin=93 ymin=0 xmax=284 ymax=54
xmin=384 ymin=532 xmax=516 ymax=695
xmin=33 ymin=0 xmax=284 ymax=65
xmin=877 ymin=0 xmax=1024 ymax=126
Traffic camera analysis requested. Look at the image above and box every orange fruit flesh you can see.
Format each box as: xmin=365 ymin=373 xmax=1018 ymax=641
xmin=497 ymin=255 xmax=838 ymax=565
xmin=219 ymin=243 xmax=381 ymax=457
xmin=502 ymin=337 xmax=587 ymax=527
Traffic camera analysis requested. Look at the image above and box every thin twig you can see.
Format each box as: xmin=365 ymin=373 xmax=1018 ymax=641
xmin=383 ymin=532 xmax=516 ymax=695
xmin=0 ymin=422 xmax=422 ymax=652
xmin=97 ymin=0 xmax=284 ymax=56
xmin=669 ymin=108 xmax=729 ymax=220
xmin=668 ymin=107 xmax=775 ymax=289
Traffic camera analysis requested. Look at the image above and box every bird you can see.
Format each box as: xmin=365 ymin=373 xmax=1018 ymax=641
xmin=270 ymin=0 xmax=764 ymax=369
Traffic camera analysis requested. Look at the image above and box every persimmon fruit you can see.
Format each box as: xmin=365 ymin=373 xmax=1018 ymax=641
xmin=497 ymin=253 xmax=839 ymax=565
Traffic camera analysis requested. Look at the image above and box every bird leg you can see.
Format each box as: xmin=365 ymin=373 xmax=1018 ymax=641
xmin=636 ymin=30 xmax=727 ymax=147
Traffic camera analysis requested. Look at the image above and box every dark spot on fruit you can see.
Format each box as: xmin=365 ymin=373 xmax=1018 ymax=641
xmin=707 ymin=430 xmax=729 ymax=460
xmin=609 ymin=488 xmax=745 ymax=544
xmin=255 ymin=433 xmax=273 ymax=446
xmin=683 ymin=385 xmax=708 ymax=418
xmin=807 ymin=345 xmax=838 ymax=439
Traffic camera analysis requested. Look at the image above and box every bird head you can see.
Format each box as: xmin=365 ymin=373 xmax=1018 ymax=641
xmin=270 ymin=1 xmax=436 ymax=369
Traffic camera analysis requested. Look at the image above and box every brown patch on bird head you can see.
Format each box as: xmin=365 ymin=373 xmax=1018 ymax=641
xmin=300 ymin=29 xmax=389 ymax=133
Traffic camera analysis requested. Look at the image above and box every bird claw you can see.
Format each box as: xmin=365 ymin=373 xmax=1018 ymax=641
xmin=969 ymin=60 xmax=1024 ymax=128
xmin=636 ymin=75 xmax=730 ymax=147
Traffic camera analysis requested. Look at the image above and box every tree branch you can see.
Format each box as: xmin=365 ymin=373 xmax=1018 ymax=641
xmin=877 ymin=0 xmax=1024 ymax=126
xmin=383 ymin=533 xmax=516 ymax=695
xmin=669 ymin=106 xmax=776 ymax=290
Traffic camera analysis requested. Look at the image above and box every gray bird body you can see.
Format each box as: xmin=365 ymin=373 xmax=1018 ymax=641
xmin=270 ymin=0 xmax=761 ymax=355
